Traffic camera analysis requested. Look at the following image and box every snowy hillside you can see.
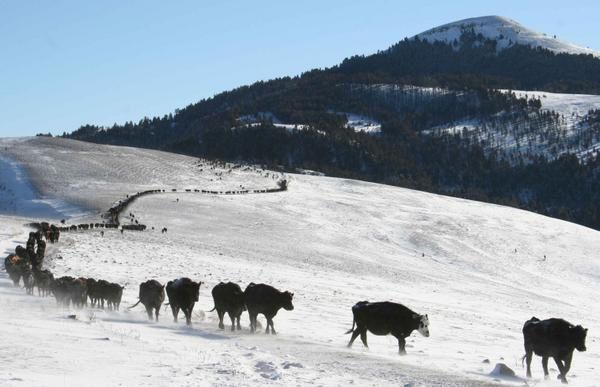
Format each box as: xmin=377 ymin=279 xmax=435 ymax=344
xmin=0 ymin=137 xmax=283 ymax=215
xmin=1 ymin=138 xmax=599 ymax=386
xmin=415 ymin=15 xmax=599 ymax=57
xmin=424 ymin=89 xmax=600 ymax=161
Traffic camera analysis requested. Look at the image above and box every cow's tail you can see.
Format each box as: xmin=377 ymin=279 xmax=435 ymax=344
xmin=345 ymin=316 xmax=356 ymax=334
xmin=208 ymin=305 xmax=216 ymax=312
xmin=128 ymin=299 xmax=141 ymax=309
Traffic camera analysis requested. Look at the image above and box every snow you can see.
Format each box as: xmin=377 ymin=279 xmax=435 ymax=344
xmin=1 ymin=137 xmax=599 ymax=386
xmin=0 ymin=154 xmax=86 ymax=219
xmin=415 ymin=15 xmax=600 ymax=57
xmin=340 ymin=112 xmax=382 ymax=134
xmin=424 ymin=90 xmax=600 ymax=162
xmin=504 ymin=90 xmax=600 ymax=118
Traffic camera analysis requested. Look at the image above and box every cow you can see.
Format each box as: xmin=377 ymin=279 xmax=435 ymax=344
xmin=33 ymin=268 xmax=54 ymax=296
xmin=88 ymin=279 xmax=123 ymax=309
xmin=4 ymin=254 xmax=31 ymax=287
xmin=86 ymin=278 xmax=99 ymax=306
xmin=210 ymin=282 xmax=246 ymax=331
xmin=165 ymin=278 xmax=203 ymax=325
xmin=130 ymin=280 xmax=165 ymax=321
xmin=105 ymin=282 xmax=124 ymax=310
xmin=522 ymin=317 xmax=588 ymax=384
xmin=71 ymin=278 xmax=89 ymax=308
xmin=22 ymin=267 xmax=35 ymax=295
xmin=346 ymin=301 xmax=430 ymax=355
xmin=244 ymin=283 xmax=294 ymax=334
xmin=52 ymin=276 xmax=76 ymax=306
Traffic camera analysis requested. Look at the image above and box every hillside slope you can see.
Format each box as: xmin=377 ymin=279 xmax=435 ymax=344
xmin=0 ymin=140 xmax=598 ymax=386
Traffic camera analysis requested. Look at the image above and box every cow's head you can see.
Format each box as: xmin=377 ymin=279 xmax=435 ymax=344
xmin=415 ymin=314 xmax=430 ymax=337
xmin=572 ymin=325 xmax=588 ymax=352
xmin=281 ymin=291 xmax=294 ymax=311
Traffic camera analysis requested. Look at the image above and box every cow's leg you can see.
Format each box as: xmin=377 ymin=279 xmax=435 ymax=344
xmin=236 ymin=315 xmax=242 ymax=331
xmin=553 ymin=357 xmax=568 ymax=384
xmin=228 ymin=312 xmax=235 ymax=331
xmin=267 ymin=317 xmax=276 ymax=335
xmin=563 ymin=351 xmax=573 ymax=374
xmin=359 ymin=330 xmax=368 ymax=348
xmin=171 ymin=305 xmax=179 ymax=323
xmin=525 ymin=349 xmax=533 ymax=378
xmin=397 ymin=336 xmax=406 ymax=355
xmin=542 ymin=356 xmax=549 ymax=379
xmin=155 ymin=307 xmax=160 ymax=322
xmin=248 ymin=311 xmax=257 ymax=333
xmin=347 ymin=328 xmax=361 ymax=348
xmin=217 ymin=309 xmax=225 ymax=329
xmin=145 ymin=305 xmax=153 ymax=320
xmin=185 ymin=306 xmax=193 ymax=325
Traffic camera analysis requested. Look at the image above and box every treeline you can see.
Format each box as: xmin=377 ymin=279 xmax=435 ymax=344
xmin=336 ymin=32 xmax=600 ymax=94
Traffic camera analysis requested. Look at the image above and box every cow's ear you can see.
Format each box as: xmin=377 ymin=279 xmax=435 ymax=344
xmin=291 ymin=292 xmax=294 ymax=297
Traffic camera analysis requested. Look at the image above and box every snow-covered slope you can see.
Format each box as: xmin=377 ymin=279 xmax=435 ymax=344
xmin=0 ymin=137 xmax=283 ymax=216
xmin=1 ymin=138 xmax=599 ymax=386
xmin=415 ymin=15 xmax=599 ymax=57
xmin=425 ymin=90 xmax=600 ymax=161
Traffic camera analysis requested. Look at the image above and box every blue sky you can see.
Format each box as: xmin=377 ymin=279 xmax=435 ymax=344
xmin=1 ymin=0 xmax=598 ymax=137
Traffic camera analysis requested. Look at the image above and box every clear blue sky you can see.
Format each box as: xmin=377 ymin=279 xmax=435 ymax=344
xmin=1 ymin=0 xmax=598 ymax=137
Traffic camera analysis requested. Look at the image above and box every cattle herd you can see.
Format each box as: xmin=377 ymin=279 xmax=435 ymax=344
xmin=3 ymin=224 xmax=590 ymax=384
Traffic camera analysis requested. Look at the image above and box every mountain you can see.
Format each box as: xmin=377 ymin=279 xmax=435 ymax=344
xmin=64 ymin=16 xmax=600 ymax=231
xmin=415 ymin=15 xmax=599 ymax=57
xmin=1 ymin=136 xmax=599 ymax=385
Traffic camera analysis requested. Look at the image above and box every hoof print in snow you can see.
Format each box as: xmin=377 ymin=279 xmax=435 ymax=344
xmin=255 ymin=361 xmax=281 ymax=380
xmin=67 ymin=314 xmax=77 ymax=320
xmin=482 ymin=358 xmax=490 ymax=363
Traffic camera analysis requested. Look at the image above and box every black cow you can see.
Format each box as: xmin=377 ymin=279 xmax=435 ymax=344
xmin=22 ymin=267 xmax=35 ymax=295
xmin=51 ymin=276 xmax=76 ymax=306
xmin=4 ymin=254 xmax=31 ymax=287
xmin=166 ymin=278 xmax=203 ymax=325
xmin=130 ymin=280 xmax=165 ymax=321
xmin=210 ymin=282 xmax=246 ymax=331
xmin=105 ymin=282 xmax=124 ymax=310
xmin=90 ymin=279 xmax=123 ymax=309
xmin=244 ymin=283 xmax=294 ymax=334
xmin=346 ymin=301 xmax=430 ymax=355
xmin=33 ymin=268 xmax=54 ymax=296
xmin=522 ymin=317 xmax=588 ymax=384
xmin=71 ymin=278 xmax=89 ymax=308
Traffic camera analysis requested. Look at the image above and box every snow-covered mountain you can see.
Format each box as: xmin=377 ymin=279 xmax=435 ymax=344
xmin=415 ymin=15 xmax=599 ymax=57
xmin=1 ymin=137 xmax=598 ymax=386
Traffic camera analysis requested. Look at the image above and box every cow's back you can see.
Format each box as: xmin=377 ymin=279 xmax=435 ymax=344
xmin=213 ymin=282 xmax=244 ymax=305
xmin=245 ymin=283 xmax=278 ymax=311
xmin=356 ymin=301 xmax=417 ymax=335
xmin=140 ymin=280 xmax=164 ymax=304
xmin=166 ymin=278 xmax=198 ymax=307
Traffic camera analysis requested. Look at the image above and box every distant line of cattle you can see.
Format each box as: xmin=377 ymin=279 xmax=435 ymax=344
xmin=106 ymin=182 xmax=288 ymax=225
xmin=40 ymin=183 xmax=289 ymax=236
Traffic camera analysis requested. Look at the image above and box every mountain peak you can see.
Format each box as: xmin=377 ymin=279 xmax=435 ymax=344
xmin=414 ymin=15 xmax=599 ymax=57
